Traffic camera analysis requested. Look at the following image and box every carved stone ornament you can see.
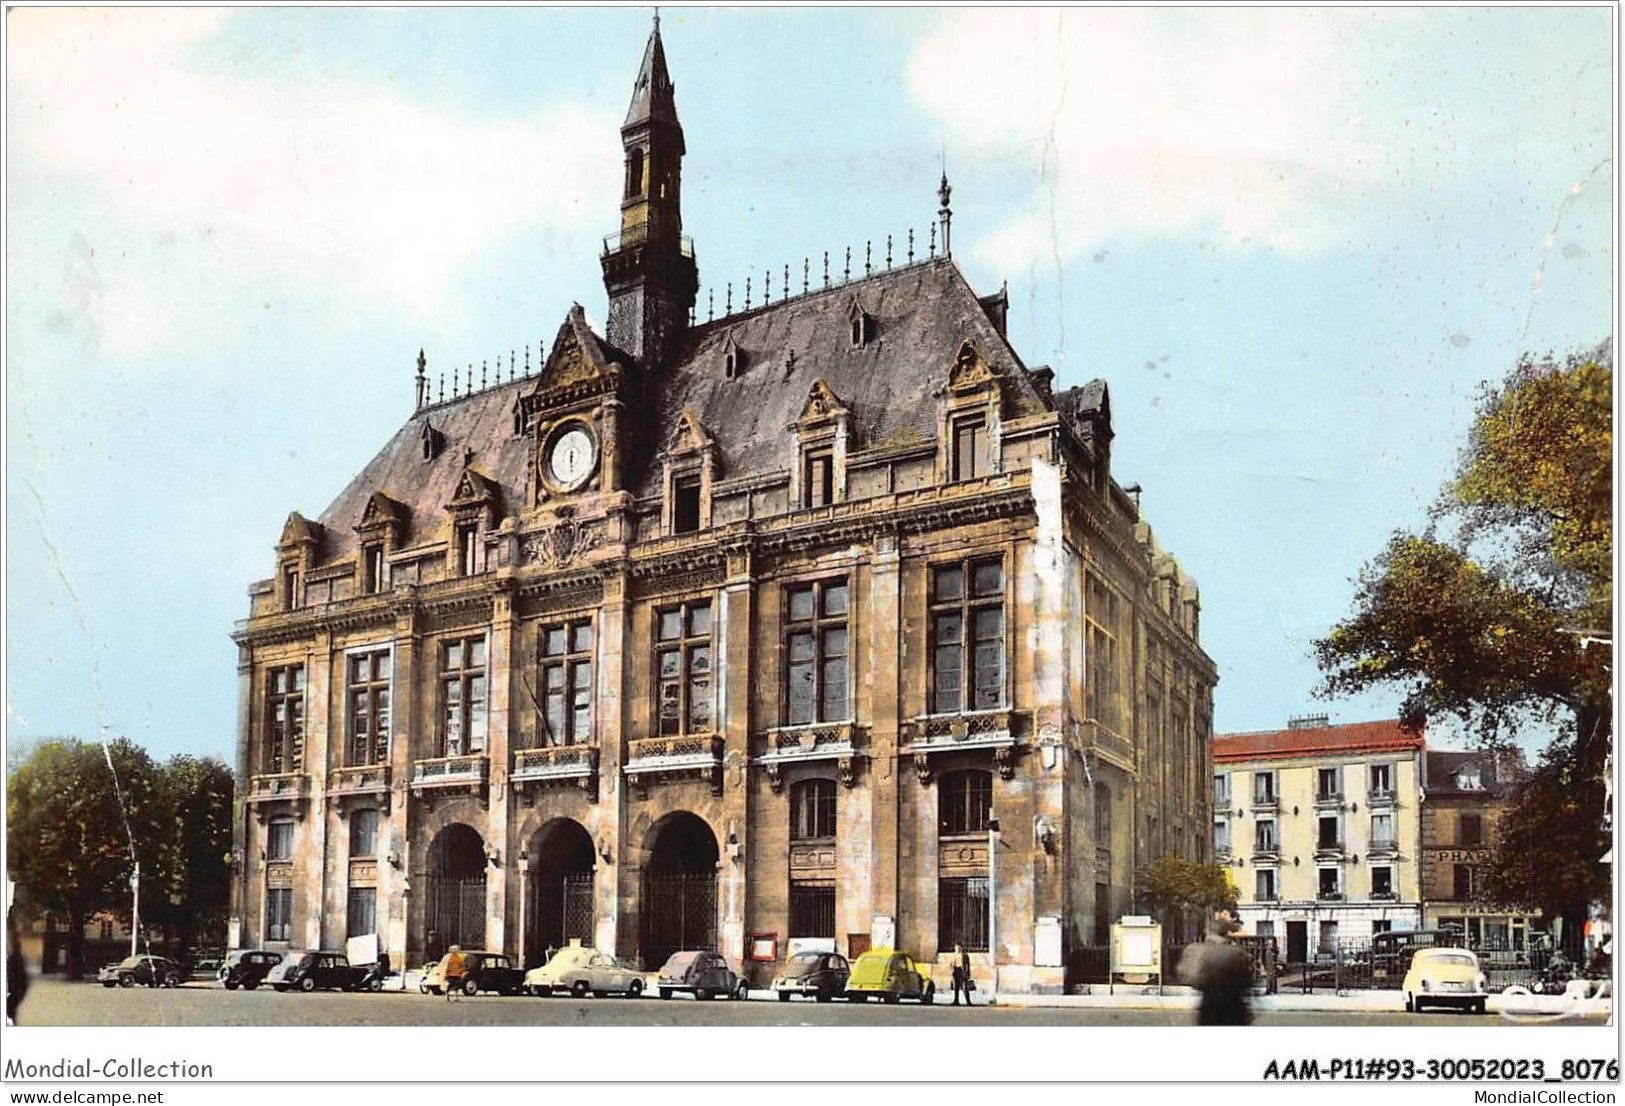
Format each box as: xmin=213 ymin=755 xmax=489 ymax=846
xmin=524 ymin=516 xmax=602 ymax=569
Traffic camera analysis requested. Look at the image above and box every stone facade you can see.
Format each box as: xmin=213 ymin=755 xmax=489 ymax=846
xmin=1420 ymin=748 xmax=1539 ymax=946
xmin=1213 ymin=718 xmax=1425 ymax=960
xmin=228 ymin=21 xmax=1216 ymax=992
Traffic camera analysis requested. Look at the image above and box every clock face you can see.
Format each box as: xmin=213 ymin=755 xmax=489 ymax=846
xmin=548 ymin=426 xmax=596 ymax=489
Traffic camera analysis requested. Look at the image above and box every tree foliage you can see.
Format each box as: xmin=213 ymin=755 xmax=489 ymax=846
xmin=5 ymin=739 xmax=232 ymax=977
xmin=1317 ymin=345 xmax=1611 ymax=753
xmin=1478 ymin=743 xmax=1610 ymax=952
xmin=1142 ymin=853 xmax=1238 ymax=932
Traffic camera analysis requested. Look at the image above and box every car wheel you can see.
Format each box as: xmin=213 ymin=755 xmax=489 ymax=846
xmin=102 ymin=981 xmax=116 ymax=988
xmin=850 ymin=994 xmax=867 ymax=1003
xmin=243 ymin=980 xmax=258 ymax=991
xmin=816 ymin=992 xmax=831 ymax=1004
xmin=119 ymin=974 xmax=135 ymax=989
xmin=224 ymin=979 xmax=239 ymax=991
xmin=695 ymin=987 xmax=711 ymax=1001
xmin=885 ymin=994 xmax=901 ymax=1005
xmin=778 ymin=991 xmax=791 ymax=1003
xmin=1403 ymin=993 xmax=1414 ymax=1013
xmin=463 ymin=977 xmax=480 ymax=998
xmin=273 ymin=984 xmax=288 ymax=992
xmin=571 ymin=979 xmax=590 ymax=999
xmin=659 ymin=988 xmax=673 ymax=1000
xmin=923 ymin=982 xmax=935 ymax=1005
xmin=735 ymin=980 xmax=749 ymax=1001
xmin=299 ymin=976 xmax=316 ymax=993
xmin=628 ymin=979 xmax=643 ymax=998
xmin=164 ymin=974 xmax=181 ymax=988
xmin=419 ymin=980 xmax=430 ymax=995
xmin=1474 ymin=1000 xmax=1487 ymax=1016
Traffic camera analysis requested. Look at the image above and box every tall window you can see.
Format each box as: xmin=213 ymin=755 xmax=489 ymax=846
xmin=1255 ymin=869 xmax=1277 ymax=902
xmin=282 ymin=565 xmax=300 ymax=611
xmin=1459 ymin=813 xmax=1483 ymax=846
xmin=1317 ymin=767 xmax=1340 ymax=800
xmin=1213 ymin=773 xmax=1230 ymax=805
xmin=1253 ymin=771 xmax=1277 ymax=804
xmin=938 ymin=877 xmax=989 ymax=952
xmin=1254 ymin=818 xmax=1277 ymax=852
xmin=1317 ymin=815 xmax=1340 ymax=849
xmin=267 ymin=817 xmax=295 ymax=861
xmin=1370 ymin=812 xmax=1394 ymax=850
xmin=790 ymin=779 xmax=837 ymax=840
xmin=1318 ymin=867 xmax=1340 ymax=898
xmin=1213 ymin=819 xmax=1231 ymax=854
xmin=1094 ymin=781 xmax=1112 ymax=842
xmin=673 ymin=474 xmax=701 ymax=534
xmin=362 ymin=543 xmax=387 ymax=595
xmin=627 ymin=147 xmax=645 ymax=197
xmin=951 ymin=413 xmax=989 ymax=481
xmin=656 ymin=600 xmax=713 ymax=735
xmin=439 ymin=636 xmax=488 ymax=756
xmin=1318 ymin=919 xmax=1339 ymax=950
xmin=346 ymin=887 xmax=377 ymax=939
xmin=1369 ymin=762 xmax=1392 ymax=794
xmin=265 ymin=665 xmax=306 ymax=774
xmin=939 ymin=769 xmax=993 ymax=836
xmin=785 ymin=579 xmax=849 ymax=725
xmin=789 ymin=884 xmax=836 ymax=939
xmin=802 ymin=449 xmax=834 ymax=508
xmin=1453 ymin=863 xmax=1475 ymax=900
xmin=457 ymin=523 xmax=482 ymax=576
xmin=930 ymin=559 xmax=1005 ymax=714
xmin=540 ymin=620 xmax=593 ymax=746
xmin=1371 ymin=866 xmax=1393 ymax=897
xmin=265 ymin=888 xmax=293 ymax=943
xmin=1085 ymin=575 xmax=1121 ymax=733
xmin=349 ymin=809 xmax=380 ymax=858
xmin=346 ymin=650 xmax=390 ymax=766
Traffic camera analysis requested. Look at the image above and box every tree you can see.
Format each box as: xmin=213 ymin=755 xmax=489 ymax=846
xmin=1478 ymin=743 xmax=1609 ymax=952
xmin=1142 ymin=853 xmax=1238 ymax=942
xmin=5 ymin=738 xmax=164 ymax=978
xmin=1316 ymin=346 xmax=1612 ymax=901
xmin=151 ymin=755 xmax=234 ymax=955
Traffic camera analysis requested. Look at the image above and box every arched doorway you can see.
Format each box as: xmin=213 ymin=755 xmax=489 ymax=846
xmin=525 ymin=819 xmax=596 ymax=966
xmin=426 ymin=824 xmax=487 ymax=954
xmin=643 ymin=812 xmax=719 ymax=969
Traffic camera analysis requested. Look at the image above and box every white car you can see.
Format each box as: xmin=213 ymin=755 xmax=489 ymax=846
xmin=1403 ymin=947 xmax=1489 ymax=1014
xmin=524 ymin=946 xmax=646 ymax=998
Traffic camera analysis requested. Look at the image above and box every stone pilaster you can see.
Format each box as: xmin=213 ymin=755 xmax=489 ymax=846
xmin=866 ymin=529 xmax=902 ymax=943
xmin=599 ymin=566 xmax=631 ymax=956
xmin=486 ymin=584 xmax=516 ymax=954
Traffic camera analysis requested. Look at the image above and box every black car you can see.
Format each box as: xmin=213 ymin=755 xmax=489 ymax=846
xmin=445 ymin=951 xmax=526 ymax=997
xmin=97 ymin=955 xmax=183 ymax=989
xmin=772 ymin=951 xmax=850 ymax=1002
xmin=277 ymin=951 xmax=369 ymax=993
xmin=218 ymin=950 xmax=285 ymax=991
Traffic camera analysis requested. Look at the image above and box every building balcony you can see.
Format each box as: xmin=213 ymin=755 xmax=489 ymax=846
xmin=624 ymin=733 xmax=725 ymax=794
xmin=1254 ymin=891 xmax=1279 ymax=904
xmin=902 ymin=710 xmax=1024 ymax=783
xmin=1370 ymin=890 xmax=1398 ymax=901
xmin=1214 ymin=845 xmax=1233 ymax=864
xmin=410 ymin=753 xmax=489 ymax=798
xmin=754 ymin=723 xmax=865 ymax=791
xmin=1367 ymin=838 xmax=1399 ymax=859
xmin=1314 ymin=791 xmax=1345 ymax=809
xmin=248 ymin=772 xmax=312 ymax=818
xmin=1079 ymin=718 xmax=1134 ymax=769
xmin=1367 ymin=788 xmax=1397 ymax=808
xmin=602 ymin=228 xmax=694 ymax=258
xmin=1315 ymin=841 xmax=1345 ymax=860
xmin=511 ymin=744 xmax=599 ymax=794
xmin=1251 ymin=846 xmax=1281 ymax=863
xmin=1317 ymin=889 xmax=1344 ymax=902
xmin=327 ymin=763 xmax=391 ymax=798
xmin=1251 ymin=795 xmax=1279 ymax=813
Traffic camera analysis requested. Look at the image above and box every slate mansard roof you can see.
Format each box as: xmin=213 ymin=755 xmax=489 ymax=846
xmin=306 ymin=257 xmax=1083 ymax=566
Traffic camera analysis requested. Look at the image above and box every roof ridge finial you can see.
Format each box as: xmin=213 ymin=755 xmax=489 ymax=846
xmin=938 ymin=163 xmax=953 ymax=259
xmin=415 ymin=348 xmax=427 ymax=409
xmin=653 ymin=5 xmax=660 ymax=33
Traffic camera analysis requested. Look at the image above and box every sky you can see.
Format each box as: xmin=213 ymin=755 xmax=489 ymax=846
xmin=4 ymin=6 xmax=1614 ymax=762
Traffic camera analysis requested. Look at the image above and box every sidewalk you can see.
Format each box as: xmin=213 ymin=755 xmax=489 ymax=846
xmin=992 ymin=986 xmax=1614 ymax=1018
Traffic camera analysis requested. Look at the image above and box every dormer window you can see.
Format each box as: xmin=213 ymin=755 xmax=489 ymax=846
xmin=951 ymin=413 xmax=989 ymax=482
xmin=725 ymin=349 xmax=739 ymax=379
xmin=421 ymin=421 xmax=443 ymax=462
xmin=847 ymin=299 xmax=872 ymax=348
xmin=457 ymin=522 xmax=482 ymax=576
xmin=1455 ymin=765 xmax=1483 ymax=791
xmin=803 ymin=448 xmax=834 ymax=508
xmin=512 ymin=400 xmax=525 ymax=438
xmin=362 ymin=543 xmax=387 ymax=595
xmin=673 ymin=474 xmax=702 ymax=534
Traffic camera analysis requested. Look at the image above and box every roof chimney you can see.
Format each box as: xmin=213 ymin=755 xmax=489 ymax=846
xmin=1288 ymin=713 xmax=1330 ymax=730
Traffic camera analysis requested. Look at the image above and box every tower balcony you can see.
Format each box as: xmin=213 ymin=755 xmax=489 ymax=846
xmin=602 ymin=229 xmax=694 ymax=258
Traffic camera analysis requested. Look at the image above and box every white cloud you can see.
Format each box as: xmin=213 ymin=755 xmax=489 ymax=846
xmin=907 ymin=8 xmax=1607 ymax=271
xmin=8 ymin=8 xmax=618 ymax=320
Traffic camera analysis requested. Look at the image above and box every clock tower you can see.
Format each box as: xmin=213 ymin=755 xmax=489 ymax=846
xmin=601 ymin=13 xmax=698 ymax=372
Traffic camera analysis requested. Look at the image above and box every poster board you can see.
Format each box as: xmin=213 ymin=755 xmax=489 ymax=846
xmin=1109 ymin=918 xmax=1163 ymax=993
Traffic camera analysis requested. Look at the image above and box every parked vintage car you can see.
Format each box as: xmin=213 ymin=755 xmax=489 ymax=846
xmin=843 ymin=948 xmax=935 ymax=1004
xmin=217 ymin=950 xmax=285 ymax=991
xmin=416 ymin=960 xmax=442 ymax=995
xmin=772 ymin=951 xmax=849 ymax=1002
xmin=1403 ymin=947 xmax=1489 ymax=1014
xmin=277 ymin=951 xmax=370 ymax=993
xmin=656 ymin=950 xmax=749 ymax=1001
xmin=424 ymin=951 xmax=525 ymax=997
xmin=98 ymin=954 xmax=184 ymax=989
xmin=524 ymin=946 xmax=645 ymax=998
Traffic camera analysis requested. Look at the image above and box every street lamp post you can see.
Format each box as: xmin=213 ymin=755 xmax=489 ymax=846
xmin=987 ymin=817 xmax=1000 ymax=1004
xmin=129 ymin=862 xmax=140 ymax=958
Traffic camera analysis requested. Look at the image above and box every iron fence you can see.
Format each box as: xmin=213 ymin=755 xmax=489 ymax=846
xmin=1281 ymin=936 xmax=1560 ymax=993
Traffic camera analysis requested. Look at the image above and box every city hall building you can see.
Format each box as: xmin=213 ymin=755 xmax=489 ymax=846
xmin=228 ymin=22 xmax=1217 ymax=992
